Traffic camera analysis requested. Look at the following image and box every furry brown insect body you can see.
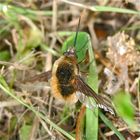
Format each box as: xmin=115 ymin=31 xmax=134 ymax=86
xmin=50 ymin=47 xmax=114 ymax=115
xmin=50 ymin=49 xmax=78 ymax=104
xmin=26 ymin=47 xmax=115 ymax=115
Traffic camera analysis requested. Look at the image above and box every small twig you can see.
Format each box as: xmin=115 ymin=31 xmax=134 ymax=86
xmin=11 ymin=29 xmax=18 ymax=50
xmin=46 ymin=0 xmax=58 ymax=125
xmin=105 ymin=127 xmax=128 ymax=137
xmin=48 ymin=96 xmax=54 ymax=118
xmin=99 ymin=128 xmax=108 ymax=140
xmin=130 ymin=77 xmax=138 ymax=92
xmin=39 ymin=118 xmax=54 ymax=137
xmin=76 ymin=105 xmax=86 ymax=140
xmin=88 ymin=18 xmax=99 ymax=49
xmin=52 ymin=0 xmax=57 ymax=31
xmin=60 ymin=0 xmax=95 ymax=11
xmin=29 ymin=116 xmax=39 ymax=140
xmin=138 ymin=72 xmax=140 ymax=112
xmin=0 ymin=100 xmax=20 ymax=108
xmin=4 ymin=39 xmax=14 ymax=57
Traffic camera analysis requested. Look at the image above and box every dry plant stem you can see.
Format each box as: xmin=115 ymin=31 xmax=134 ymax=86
xmin=55 ymin=130 xmax=68 ymax=140
xmin=0 ymin=100 xmax=20 ymax=108
xmin=0 ymin=61 xmax=12 ymax=65
xmin=60 ymin=0 xmax=95 ymax=11
xmin=44 ymin=0 xmax=57 ymax=71
xmin=0 ymin=66 xmax=6 ymax=76
xmin=52 ymin=0 xmax=57 ymax=31
xmin=45 ymin=53 xmax=53 ymax=71
xmin=39 ymin=118 xmax=53 ymax=137
xmin=99 ymin=129 xmax=108 ymax=140
xmin=47 ymin=37 xmax=55 ymax=127
xmin=4 ymin=39 xmax=14 ymax=57
xmin=31 ymin=96 xmax=48 ymax=105
xmin=29 ymin=116 xmax=40 ymax=140
xmin=48 ymin=0 xmax=58 ymax=127
xmin=31 ymin=96 xmax=63 ymax=112
xmin=11 ymin=29 xmax=18 ymax=50
xmin=105 ymin=126 xmax=128 ymax=137
xmin=87 ymin=19 xmax=99 ymax=49
xmin=48 ymin=96 xmax=53 ymax=118
xmin=122 ymin=16 xmax=137 ymax=29
xmin=130 ymin=77 xmax=138 ymax=92
xmin=76 ymin=105 xmax=86 ymax=140
xmin=138 ymin=72 xmax=140 ymax=113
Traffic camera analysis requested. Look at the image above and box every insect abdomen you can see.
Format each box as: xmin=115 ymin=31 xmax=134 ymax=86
xmin=56 ymin=62 xmax=75 ymax=96
xmin=59 ymin=84 xmax=75 ymax=96
xmin=50 ymin=57 xmax=78 ymax=103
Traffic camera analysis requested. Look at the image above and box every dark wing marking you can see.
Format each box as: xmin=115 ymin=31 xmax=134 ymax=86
xmin=24 ymin=70 xmax=52 ymax=83
xmin=75 ymin=75 xmax=115 ymax=115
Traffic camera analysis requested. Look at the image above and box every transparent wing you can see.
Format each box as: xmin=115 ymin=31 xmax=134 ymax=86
xmin=18 ymin=71 xmax=51 ymax=92
xmin=75 ymin=75 xmax=115 ymax=115
xmin=76 ymin=91 xmax=97 ymax=110
xmin=24 ymin=70 xmax=52 ymax=83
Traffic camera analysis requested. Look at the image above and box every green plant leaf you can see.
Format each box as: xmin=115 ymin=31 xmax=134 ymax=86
xmin=0 ymin=50 xmax=10 ymax=61
xmin=113 ymin=91 xmax=136 ymax=129
xmin=62 ymin=32 xmax=98 ymax=140
xmin=20 ymin=124 xmax=32 ymax=140
xmin=86 ymin=34 xmax=98 ymax=140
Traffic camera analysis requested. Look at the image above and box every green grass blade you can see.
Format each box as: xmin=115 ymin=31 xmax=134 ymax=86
xmin=92 ymin=5 xmax=139 ymax=14
xmin=113 ymin=91 xmax=136 ymax=129
xmin=99 ymin=112 xmax=125 ymax=140
xmin=0 ymin=3 xmax=53 ymax=20
xmin=86 ymin=34 xmax=98 ymax=140
xmin=61 ymin=0 xmax=139 ymax=14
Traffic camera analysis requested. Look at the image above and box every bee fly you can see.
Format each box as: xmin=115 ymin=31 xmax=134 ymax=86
xmin=27 ymin=17 xmax=115 ymax=115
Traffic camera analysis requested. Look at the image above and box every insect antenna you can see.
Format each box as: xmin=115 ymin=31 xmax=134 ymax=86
xmin=73 ymin=16 xmax=90 ymax=54
xmin=73 ymin=16 xmax=81 ymax=48
xmin=64 ymin=16 xmax=81 ymax=52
